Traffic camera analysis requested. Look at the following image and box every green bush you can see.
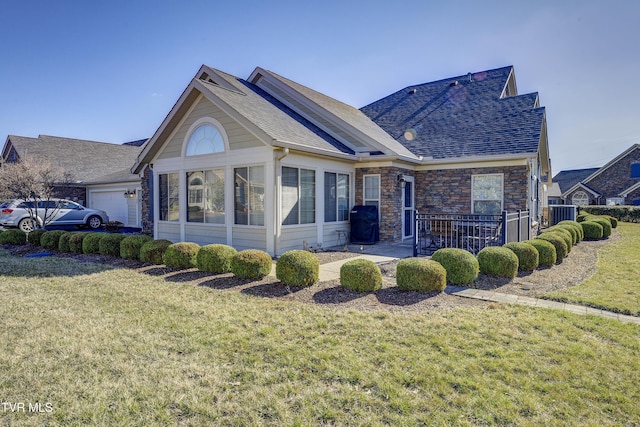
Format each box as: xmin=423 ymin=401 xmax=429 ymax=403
xmin=606 ymin=216 xmax=618 ymax=228
xmin=581 ymin=221 xmax=604 ymax=240
xmin=544 ymin=225 xmax=575 ymax=245
xmin=590 ymin=217 xmax=612 ymax=238
xmin=276 ymin=250 xmax=319 ymax=287
xmin=542 ymin=228 xmax=572 ymax=253
xmin=477 ymin=246 xmax=519 ymax=278
xmin=558 ymin=220 xmax=584 ymax=242
xmin=556 ymin=224 xmax=578 ymax=245
xmin=576 ymin=213 xmax=594 ymax=223
xmin=431 ymin=248 xmax=479 ymax=285
xmin=27 ymin=229 xmax=47 ymax=246
xmin=340 ymin=258 xmax=382 ymax=292
xmin=69 ymin=233 xmax=88 ymax=253
xmin=58 ymin=232 xmax=75 ymax=253
xmin=396 ymin=258 xmax=447 ymax=292
xmin=99 ymin=234 xmax=129 ymax=257
xmin=524 ymin=239 xmax=556 ymax=267
xmin=536 ymin=233 xmax=568 ymax=261
xmin=120 ymin=235 xmax=153 ymax=260
xmin=139 ymin=239 xmax=173 ymax=264
xmin=0 ymin=229 xmax=26 ymax=245
xmin=504 ymin=242 xmax=539 ymax=271
xmin=40 ymin=230 xmax=67 ymax=250
xmin=230 ymin=249 xmax=273 ymax=279
xmin=82 ymin=233 xmax=104 ymax=254
xmin=582 ymin=206 xmax=640 ymax=223
xmin=163 ymin=242 xmax=201 ymax=269
xmin=196 ymin=244 xmax=238 ymax=274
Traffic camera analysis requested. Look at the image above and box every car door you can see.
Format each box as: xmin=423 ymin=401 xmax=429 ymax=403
xmin=55 ymin=200 xmax=85 ymax=225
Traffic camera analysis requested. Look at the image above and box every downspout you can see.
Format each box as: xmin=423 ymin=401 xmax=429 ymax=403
xmin=274 ymin=148 xmax=289 ymax=256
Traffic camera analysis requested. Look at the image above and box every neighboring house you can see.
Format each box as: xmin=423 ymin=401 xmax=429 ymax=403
xmin=132 ymin=64 xmax=550 ymax=256
xmin=1 ymin=135 xmax=146 ymax=227
xmin=553 ymin=144 xmax=640 ymax=206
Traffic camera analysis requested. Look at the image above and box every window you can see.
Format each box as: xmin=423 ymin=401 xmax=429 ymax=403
xmin=282 ymin=167 xmax=315 ymax=225
xmin=185 ymin=124 xmax=224 ymax=156
xmin=187 ymin=169 xmax=225 ymax=224
xmin=631 ymin=162 xmax=640 ymax=179
xmin=234 ymin=166 xmax=264 ymax=226
xmin=159 ymin=173 xmax=179 ymax=221
xmin=363 ymin=175 xmax=380 ymax=212
xmin=472 ymin=174 xmax=503 ymax=215
xmin=571 ymin=190 xmax=589 ymax=206
xmin=324 ymin=172 xmax=350 ymax=222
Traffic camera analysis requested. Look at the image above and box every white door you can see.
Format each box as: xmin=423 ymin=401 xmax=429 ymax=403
xmin=91 ymin=191 xmax=128 ymax=225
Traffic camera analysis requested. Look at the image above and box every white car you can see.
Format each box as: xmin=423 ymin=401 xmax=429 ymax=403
xmin=0 ymin=199 xmax=109 ymax=232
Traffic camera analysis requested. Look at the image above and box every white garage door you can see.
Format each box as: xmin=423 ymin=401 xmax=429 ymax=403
xmin=91 ymin=191 xmax=128 ymax=225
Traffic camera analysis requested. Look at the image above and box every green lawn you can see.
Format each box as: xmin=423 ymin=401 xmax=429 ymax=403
xmin=545 ymin=222 xmax=640 ymax=316
xmin=0 ymin=247 xmax=639 ymax=425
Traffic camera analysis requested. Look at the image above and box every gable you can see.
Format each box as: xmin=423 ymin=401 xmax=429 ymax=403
xmin=583 ymin=144 xmax=640 ymax=195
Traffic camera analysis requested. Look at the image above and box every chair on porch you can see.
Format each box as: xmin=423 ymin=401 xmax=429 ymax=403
xmin=462 ymin=221 xmax=502 ymax=254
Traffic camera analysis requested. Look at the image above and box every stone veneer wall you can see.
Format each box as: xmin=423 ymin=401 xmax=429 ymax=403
xmin=140 ymin=167 xmax=154 ymax=234
xmin=586 ymin=147 xmax=640 ymax=204
xmin=54 ymin=185 xmax=87 ymax=206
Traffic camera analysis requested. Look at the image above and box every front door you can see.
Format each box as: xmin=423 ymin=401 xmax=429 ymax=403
xmin=402 ymin=178 xmax=414 ymax=239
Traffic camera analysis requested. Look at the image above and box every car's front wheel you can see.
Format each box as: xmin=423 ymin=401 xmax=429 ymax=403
xmin=87 ymin=215 xmax=103 ymax=229
xmin=18 ymin=218 xmax=37 ymax=233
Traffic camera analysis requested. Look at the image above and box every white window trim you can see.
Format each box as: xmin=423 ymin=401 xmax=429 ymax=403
xmin=182 ymin=117 xmax=230 ymax=157
xmin=363 ymin=174 xmax=381 ymax=205
xmin=281 ymin=166 xmax=316 ymax=227
xmin=471 ymin=173 xmax=504 ymax=214
xmin=323 ymin=170 xmax=351 ymax=223
xmin=234 ymin=164 xmax=266 ymax=227
xmin=185 ymin=168 xmax=226 ymax=226
xmin=157 ymin=171 xmax=180 ymax=223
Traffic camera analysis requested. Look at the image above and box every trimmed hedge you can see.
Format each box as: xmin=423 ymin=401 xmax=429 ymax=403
xmin=163 ymin=242 xmax=200 ymax=269
xmin=120 ymin=235 xmax=153 ymax=260
xmin=41 ymin=230 xmax=67 ymax=250
xmin=582 ymin=206 xmax=640 ymax=223
xmin=524 ymin=239 xmax=557 ymax=267
xmin=581 ymin=221 xmax=604 ymax=240
xmin=542 ymin=228 xmax=572 ymax=253
xmin=590 ymin=217 xmax=612 ymax=238
xmin=27 ymin=229 xmax=47 ymax=246
xmin=69 ymin=233 xmax=88 ymax=253
xmin=82 ymin=233 xmax=104 ymax=254
xmin=275 ymin=250 xmax=319 ymax=287
xmin=230 ymin=249 xmax=273 ymax=279
xmin=477 ymin=246 xmax=519 ymax=278
xmin=431 ymin=248 xmax=479 ymax=285
xmin=196 ymin=244 xmax=237 ymax=274
xmin=340 ymin=258 xmax=382 ymax=292
xmin=536 ymin=233 xmax=568 ymax=261
xmin=558 ymin=220 xmax=584 ymax=242
xmin=504 ymin=242 xmax=539 ymax=271
xmin=99 ymin=234 xmax=129 ymax=257
xmin=0 ymin=229 xmax=27 ymax=245
xmin=396 ymin=258 xmax=447 ymax=292
xmin=58 ymin=232 xmax=75 ymax=253
xmin=139 ymin=239 xmax=173 ymax=264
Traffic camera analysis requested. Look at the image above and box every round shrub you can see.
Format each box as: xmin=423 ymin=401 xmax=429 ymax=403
xmin=163 ymin=242 xmax=200 ymax=269
xmin=606 ymin=216 xmax=618 ymax=228
xmin=558 ymin=220 xmax=583 ymax=242
xmin=230 ymin=249 xmax=273 ymax=279
xmin=576 ymin=213 xmax=594 ymax=223
xmin=69 ymin=233 xmax=88 ymax=253
xmin=40 ymin=230 xmax=67 ymax=250
xmin=82 ymin=233 xmax=104 ymax=254
xmin=431 ymin=248 xmax=479 ymax=285
xmin=581 ymin=221 xmax=604 ymax=240
xmin=139 ymin=239 xmax=173 ymax=264
xmin=590 ymin=217 xmax=612 ymax=238
xmin=396 ymin=258 xmax=447 ymax=292
xmin=555 ymin=225 xmax=578 ymax=245
xmin=99 ymin=233 xmax=129 ymax=257
xmin=504 ymin=242 xmax=539 ymax=271
xmin=120 ymin=235 xmax=153 ymax=260
xmin=58 ymin=232 xmax=75 ymax=253
xmin=27 ymin=229 xmax=47 ymax=246
xmin=536 ymin=233 xmax=568 ymax=261
xmin=196 ymin=244 xmax=238 ymax=274
xmin=477 ymin=246 xmax=519 ymax=278
xmin=542 ymin=228 xmax=572 ymax=253
xmin=0 ymin=229 xmax=27 ymax=245
xmin=524 ymin=239 xmax=556 ymax=267
xmin=276 ymin=250 xmax=319 ymax=287
xmin=340 ymin=258 xmax=382 ymax=292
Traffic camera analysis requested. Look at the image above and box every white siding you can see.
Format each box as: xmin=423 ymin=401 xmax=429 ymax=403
xmin=322 ymin=222 xmax=350 ymax=248
xmin=231 ymin=227 xmax=267 ymax=252
xmin=184 ymin=224 xmax=227 ymax=246
xmin=157 ymin=222 xmax=181 ymax=243
xmin=279 ymin=225 xmax=318 ymax=253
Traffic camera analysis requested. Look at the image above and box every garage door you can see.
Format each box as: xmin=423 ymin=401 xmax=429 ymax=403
xmin=90 ymin=191 xmax=128 ymax=225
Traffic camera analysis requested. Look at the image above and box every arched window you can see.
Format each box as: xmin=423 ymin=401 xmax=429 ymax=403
xmin=185 ymin=124 xmax=224 ymax=156
xmin=572 ymin=190 xmax=589 ymax=206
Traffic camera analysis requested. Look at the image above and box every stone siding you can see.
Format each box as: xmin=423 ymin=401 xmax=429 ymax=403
xmin=140 ymin=167 xmax=154 ymax=234
xmin=586 ymin=147 xmax=640 ymax=204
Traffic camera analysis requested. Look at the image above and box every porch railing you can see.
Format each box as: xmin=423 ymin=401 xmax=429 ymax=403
xmin=413 ymin=210 xmax=530 ymax=257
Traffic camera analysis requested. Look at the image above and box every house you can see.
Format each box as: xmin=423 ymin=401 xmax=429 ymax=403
xmin=1 ymin=134 xmax=146 ymax=227
xmin=552 ymin=144 xmax=640 ymax=206
xmin=132 ymin=64 xmax=550 ymax=256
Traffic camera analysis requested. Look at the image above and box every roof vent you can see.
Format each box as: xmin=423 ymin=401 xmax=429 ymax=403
xmin=449 ymin=80 xmax=459 ymax=87
xmin=467 ymin=72 xmax=473 ymax=82
xmin=408 ymin=88 xmax=417 ymax=94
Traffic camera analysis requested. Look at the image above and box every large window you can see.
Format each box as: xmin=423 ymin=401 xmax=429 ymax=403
xmin=187 ymin=169 xmax=225 ymax=224
xmin=234 ymin=166 xmax=265 ymax=226
xmin=363 ymin=175 xmax=380 ymax=211
xmin=282 ymin=167 xmax=315 ymax=225
xmin=324 ymin=172 xmax=350 ymax=222
xmin=572 ymin=190 xmax=589 ymax=206
xmin=159 ymin=173 xmax=179 ymax=221
xmin=472 ymin=174 xmax=503 ymax=215
xmin=185 ymin=124 xmax=224 ymax=156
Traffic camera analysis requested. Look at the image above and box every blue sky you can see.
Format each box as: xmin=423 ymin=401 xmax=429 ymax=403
xmin=1 ymin=0 xmax=638 ymax=174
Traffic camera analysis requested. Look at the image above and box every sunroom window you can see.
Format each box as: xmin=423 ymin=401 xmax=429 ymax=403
xmin=234 ymin=166 xmax=265 ymax=226
xmin=282 ymin=167 xmax=315 ymax=225
xmin=187 ymin=169 xmax=225 ymax=224
xmin=185 ymin=124 xmax=224 ymax=156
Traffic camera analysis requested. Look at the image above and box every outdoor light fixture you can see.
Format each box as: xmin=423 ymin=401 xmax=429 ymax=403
xmin=124 ymin=190 xmax=136 ymax=198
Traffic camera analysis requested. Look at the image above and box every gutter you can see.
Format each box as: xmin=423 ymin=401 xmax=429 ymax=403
xmin=273 ymin=147 xmax=289 ymax=255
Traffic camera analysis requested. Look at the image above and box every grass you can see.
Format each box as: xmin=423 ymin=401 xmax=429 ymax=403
xmin=545 ymin=222 xmax=640 ymax=316
xmin=0 ymin=249 xmax=639 ymax=425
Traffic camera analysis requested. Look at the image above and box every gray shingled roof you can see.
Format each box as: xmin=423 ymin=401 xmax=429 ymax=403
xmin=360 ymin=66 xmax=544 ymax=159
xmin=553 ymin=168 xmax=600 ymax=194
xmin=6 ymin=135 xmax=142 ymax=184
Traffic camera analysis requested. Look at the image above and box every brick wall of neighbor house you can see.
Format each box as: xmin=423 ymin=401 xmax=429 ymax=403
xmin=140 ymin=167 xmax=153 ymax=234
xmin=586 ymin=147 xmax=640 ymax=204
xmin=564 ymin=188 xmax=597 ymax=206
xmin=53 ymin=185 xmax=87 ymax=206
xmin=355 ymin=167 xmax=414 ymax=242
xmin=415 ymin=165 xmax=529 ymax=214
